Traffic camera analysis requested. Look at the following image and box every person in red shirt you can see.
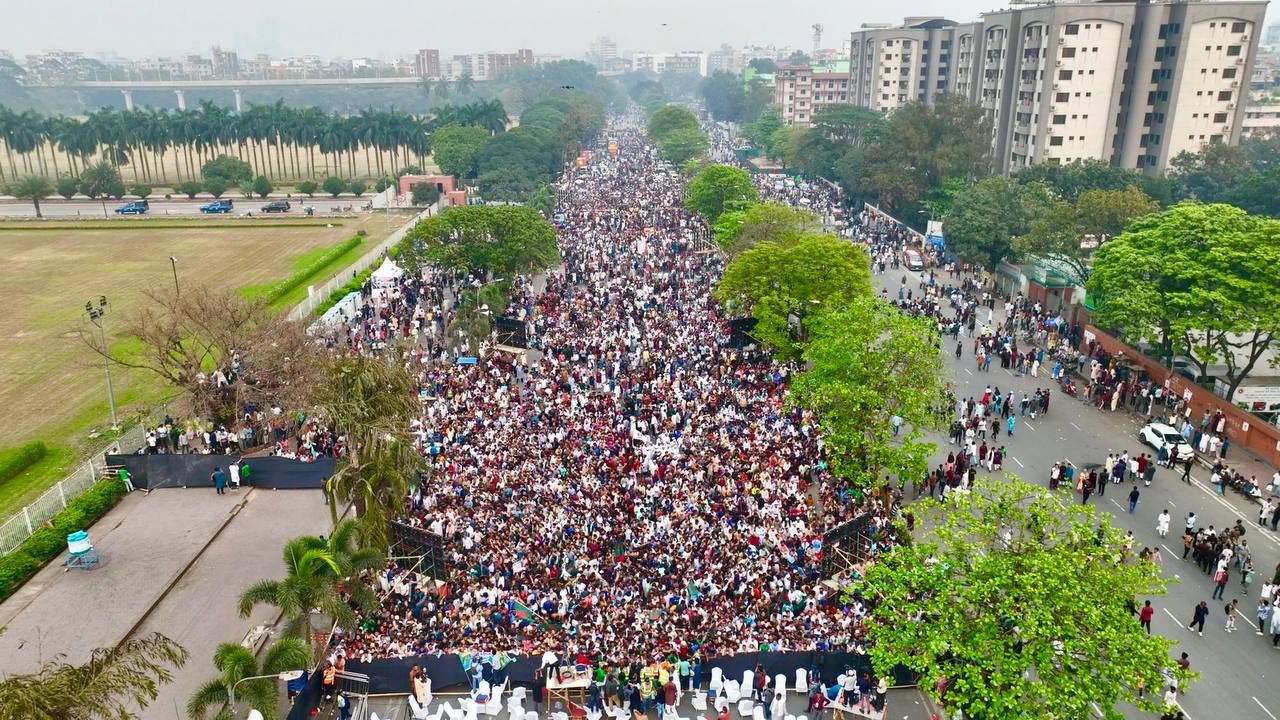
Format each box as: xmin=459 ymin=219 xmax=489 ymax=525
xmin=1140 ymin=600 xmax=1155 ymax=634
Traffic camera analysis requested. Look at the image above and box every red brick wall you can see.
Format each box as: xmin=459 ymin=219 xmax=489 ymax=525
xmin=1083 ymin=325 xmax=1280 ymax=468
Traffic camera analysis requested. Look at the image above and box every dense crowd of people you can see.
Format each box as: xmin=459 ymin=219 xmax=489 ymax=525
xmin=332 ymin=120 xmax=898 ymax=672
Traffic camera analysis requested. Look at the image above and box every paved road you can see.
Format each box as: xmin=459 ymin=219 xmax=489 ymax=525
xmin=0 ymin=198 xmax=362 ymax=218
xmin=876 ymin=264 xmax=1280 ymax=720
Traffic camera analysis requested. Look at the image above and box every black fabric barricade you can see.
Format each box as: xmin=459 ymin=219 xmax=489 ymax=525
xmin=343 ymin=651 xmax=900 ymax=695
xmin=285 ymin=668 xmax=323 ymax=720
xmin=105 ymin=454 xmax=336 ymax=490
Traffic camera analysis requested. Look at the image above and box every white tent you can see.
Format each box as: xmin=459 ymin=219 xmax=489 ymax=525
xmin=371 ymin=257 xmax=404 ymax=287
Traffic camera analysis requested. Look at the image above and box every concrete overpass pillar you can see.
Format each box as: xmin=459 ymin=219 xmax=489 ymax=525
xmin=174 ymin=89 xmax=186 ymax=111
xmin=233 ymin=88 xmax=243 ymax=113
xmin=121 ymin=89 xmax=134 ymax=111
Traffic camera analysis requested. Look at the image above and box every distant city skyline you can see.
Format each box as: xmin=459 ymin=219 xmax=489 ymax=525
xmin=12 ymin=0 xmax=1269 ymax=61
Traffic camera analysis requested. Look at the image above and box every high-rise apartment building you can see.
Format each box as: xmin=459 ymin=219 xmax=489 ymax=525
xmin=415 ymin=49 xmax=441 ymax=79
xmin=849 ymin=1 xmax=1268 ymax=173
xmin=775 ymin=64 xmax=852 ymax=126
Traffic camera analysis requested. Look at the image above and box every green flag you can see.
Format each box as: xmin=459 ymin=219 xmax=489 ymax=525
xmin=511 ymin=598 xmax=537 ymax=624
xmin=686 ymin=581 xmax=702 ymax=601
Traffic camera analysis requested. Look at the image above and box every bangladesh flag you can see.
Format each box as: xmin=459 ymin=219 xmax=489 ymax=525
xmin=511 ymin=598 xmax=538 ymax=624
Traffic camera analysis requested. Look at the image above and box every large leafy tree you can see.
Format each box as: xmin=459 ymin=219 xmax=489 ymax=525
xmin=713 ymin=201 xmax=820 ymax=257
xmin=1168 ymin=143 xmax=1252 ymax=203
xmin=646 ymin=105 xmax=700 ymax=144
xmin=655 ymin=127 xmax=708 ymax=165
xmin=1015 ymin=158 xmax=1173 ymax=205
xmin=715 ymin=233 xmax=872 ymax=360
xmin=403 ymin=204 xmax=559 ymax=277
xmin=1017 ymin=186 xmax=1159 ymax=286
xmin=864 ymin=477 xmax=1184 ymax=720
xmin=0 ymin=633 xmax=187 ymax=720
xmin=1087 ymin=202 xmax=1280 ymax=394
xmin=742 ymin=109 xmax=782 ymax=155
xmin=187 ymin=638 xmax=311 ymax=720
xmin=699 ymin=71 xmax=748 ymax=122
xmin=238 ymin=519 xmax=382 ymax=637
xmin=685 ymin=164 xmax=758 ymax=222
xmin=789 ymin=297 xmax=944 ymax=495
xmin=431 ymin=124 xmax=490 ymax=178
xmin=8 ymin=174 xmax=52 ymax=218
xmin=945 ymin=176 xmax=1052 ymax=269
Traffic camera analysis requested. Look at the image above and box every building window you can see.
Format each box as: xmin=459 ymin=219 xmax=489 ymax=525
xmin=1050 ymin=136 xmax=1064 ymax=146
xmin=1063 ymin=47 xmax=1077 ymax=58
xmin=1219 ymin=90 xmax=1233 ymax=101
xmin=1224 ymin=67 xmax=1237 ymax=78
xmin=1056 ymin=92 xmax=1069 ymax=102
xmin=1232 ymin=21 xmax=1247 ymax=33
xmin=1065 ymin=23 xmax=1080 ymax=35
xmin=1213 ymin=112 xmax=1229 ymax=123
xmin=1053 ymin=114 xmax=1066 ymax=124
xmin=1059 ymin=69 xmax=1073 ymax=80
xmin=1227 ymin=45 xmax=1242 ymax=56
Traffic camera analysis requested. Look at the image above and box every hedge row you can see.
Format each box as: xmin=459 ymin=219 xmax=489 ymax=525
xmin=0 ymin=441 xmax=49 ymax=484
xmin=255 ymin=234 xmax=363 ymax=305
xmin=0 ymin=478 xmax=128 ymax=601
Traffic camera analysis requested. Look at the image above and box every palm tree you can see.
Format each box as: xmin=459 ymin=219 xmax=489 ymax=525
xmin=435 ymin=78 xmax=452 ymax=101
xmin=476 ymin=99 xmax=509 ymax=135
xmin=0 ymin=633 xmax=187 ymax=719
xmin=8 ymin=175 xmax=53 ymax=218
xmin=237 ymin=519 xmax=381 ymax=640
xmin=456 ymin=72 xmax=475 ymax=96
xmin=319 ymin=356 xmax=422 ymax=548
xmin=186 ymin=638 xmax=311 ymax=720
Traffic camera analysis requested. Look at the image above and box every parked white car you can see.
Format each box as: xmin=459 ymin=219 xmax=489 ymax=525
xmin=1139 ymin=422 xmax=1194 ymax=459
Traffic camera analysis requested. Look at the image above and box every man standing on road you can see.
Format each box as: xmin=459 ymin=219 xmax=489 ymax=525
xmin=1182 ymin=458 xmax=1194 ymax=484
xmin=1157 ymin=509 xmax=1171 ymax=537
xmin=1257 ymin=599 xmax=1272 ymax=635
xmin=1128 ymin=486 xmax=1141 ymax=514
xmin=1140 ymin=600 xmax=1155 ymax=633
xmin=1189 ymin=600 xmax=1209 ymax=635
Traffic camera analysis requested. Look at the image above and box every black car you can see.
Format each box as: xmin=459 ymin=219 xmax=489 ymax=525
xmin=260 ymin=200 xmax=291 ymax=213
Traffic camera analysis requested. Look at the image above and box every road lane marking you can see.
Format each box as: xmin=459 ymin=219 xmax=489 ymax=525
xmin=964 ymin=368 xmax=973 ymax=375
xmin=1025 ymin=422 xmax=1037 ymax=431
xmin=1162 ymin=608 xmax=1181 ymax=624
xmin=1110 ymin=499 xmax=1124 ymax=511
xmin=1012 ymin=457 xmax=1024 ymax=468
xmin=1161 ymin=544 xmax=1177 ymax=556
xmin=1255 ymin=698 xmax=1277 ymax=720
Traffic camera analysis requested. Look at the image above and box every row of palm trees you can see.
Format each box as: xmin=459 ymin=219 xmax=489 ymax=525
xmin=0 ymin=98 xmax=509 ymax=187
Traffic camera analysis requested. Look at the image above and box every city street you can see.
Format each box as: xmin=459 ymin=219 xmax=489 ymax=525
xmin=0 ymin=197 xmax=362 ymax=218
xmin=876 ymin=263 xmax=1280 ymax=720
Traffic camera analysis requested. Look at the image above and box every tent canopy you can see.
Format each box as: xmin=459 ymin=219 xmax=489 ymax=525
xmin=372 ymin=257 xmax=404 ymax=285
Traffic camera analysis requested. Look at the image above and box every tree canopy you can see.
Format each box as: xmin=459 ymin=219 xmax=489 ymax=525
xmin=789 ymin=296 xmax=944 ymax=492
xmin=684 ymin=164 xmax=758 ymax=222
xmin=647 ymin=105 xmax=700 ymax=142
xmin=200 ymin=154 xmax=253 ymax=185
xmin=944 ymin=176 xmax=1052 ymax=269
xmin=713 ymin=201 xmax=821 ymax=257
xmin=1087 ymin=202 xmax=1280 ymax=394
xmin=715 ymin=233 xmax=872 ymax=361
xmin=402 ymin=204 xmax=560 ymax=277
xmin=655 ymin=126 xmax=708 ymax=165
xmin=1016 ymin=185 xmax=1159 ymax=286
xmin=863 ymin=477 xmax=1184 ymax=720
xmin=699 ymin=71 xmax=748 ymax=122
xmin=432 ymin=124 xmax=490 ymax=178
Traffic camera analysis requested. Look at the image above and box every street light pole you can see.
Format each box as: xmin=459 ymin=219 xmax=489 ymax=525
xmin=169 ymin=256 xmax=180 ymax=297
xmin=84 ymin=296 xmax=119 ymax=430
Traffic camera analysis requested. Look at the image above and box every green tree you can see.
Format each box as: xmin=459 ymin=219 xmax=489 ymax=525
xmin=7 ymin=174 xmax=52 ymax=218
xmin=863 ymin=477 xmax=1184 ymax=720
xmin=1015 ymin=158 xmax=1173 ymax=205
xmin=646 ymin=105 xmax=700 ymax=143
xmin=203 ymin=179 xmax=227 ymax=198
xmin=1087 ymin=203 xmax=1280 ymax=394
xmin=186 ymin=638 xmax=311 ymax=720
xmin=528 ymin=183 xmax=555 ymax=218
xmin=685 ymin=164 xmax=758 ymax=222
xmin=55 ymin=175 xmax=79 ymax=199
xmin=412 ymin=182 xmax=441 ymax=206
xmin=1168 ymin=143 xmax=1252 ymax=203
xmin=700 ymin=71 xmax=748 ymax=122
xmin=0 ymin=633 xmax=187 ymax=720
xmin=175 ymin=180 xmax=203 ymax=199
xmin=946 ymin=177 xmax=1051 ymax=269
xmin=715 ymin=233 xmax=872 ymax=360
xmin=432 ymin=124 xmax=490 ymax=178
xmin=1017 ymin=186 xmax=1159 ymax=286
xmin=251 ymin=175 xmax=273 ymax=198
xmin=296 ymin=180 xmax=318 ymax=197
xmin=129 ymin=184 xmax=152 ymax=199
xmin=322 ymin=176 xmax=346 ymax=197
xmin=1227 ymin=164 xmax=1280 ymax=217
xmin=347 ymin=179 xmax=367 ymax=197
xmin=238 ymin=519 xmax=381 ymax=636
xmin=743 ymin=108 xmax=783 ymax=154
xmin=78 ymin=160 xmax=123 ymax=200
xmin=238 ymin=181 xmax=254 ymax=199
xmin=790 ymin=296 xmax=944 ymax=492
xmin=748 ymin=58 xmax=777 ymax=74
xmin=656 ymin=127 xmax=708 ymax=165
xmin=201 ymin=154 xmax=253 ymax=186
xmin=713 ymin=201 xmax=820 ymax=257
xmin=404 ymin=204 xmax=560 ymax=276
xmin=811 ymin=104 xmax=885 ymax=147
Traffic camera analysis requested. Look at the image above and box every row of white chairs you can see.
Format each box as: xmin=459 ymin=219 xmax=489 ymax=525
xmin=408 ymin=679 xmax=514 ymax=720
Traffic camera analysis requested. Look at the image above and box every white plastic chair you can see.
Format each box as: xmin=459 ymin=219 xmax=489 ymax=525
xmin=709 ymin=667 xmax=724 ymax=695
xmin=409 ymin=695 xmax=431 ymax=720
xmin=752 ymin=705 xmax=765 ymax=720
xmin=585 ymin=707 xmax=603 ymax=720
xmin=371 ymin=714 xmax=381 ymax=720
xmin=691 ymin=691 xmax=708 ymax=712
xmin=525 ymin=712 xmax=539 ymax=720
xmin=442 ymin=703 xmax=463 ymax=720
xmin=774 ymin=674 xmax=787 ymax=695
xmin=741 ymin=670 xmax=755 ymax=696
xmin=510 ymin=687 xmax=528 ymax=704
xmin=723 ymin=679 xmax=742 ymax=703
xmin=427 ymin=705 xmax=448 ymax=720
xmin=507 ymin=698 xmax=524 ymax=720
xmin=795 ymin=669 xmax=808 ymax=695
xmin=737 ymin=699 xmax=755 ymax=717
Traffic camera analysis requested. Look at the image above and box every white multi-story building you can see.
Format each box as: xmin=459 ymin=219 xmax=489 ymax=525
xmin=776 ymin=64 xmax=852 ymax=126
xmin=851 ymin=1 xmax=1269 ymax=174
xmin=632 ymin=51 xmax=706 ymax=75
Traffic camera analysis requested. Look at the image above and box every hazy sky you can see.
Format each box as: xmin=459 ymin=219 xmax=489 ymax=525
xmin=4 ymin=0 xmax=1045 ymax=60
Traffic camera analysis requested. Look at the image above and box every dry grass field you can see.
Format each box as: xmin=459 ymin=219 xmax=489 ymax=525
xmin=0 ymin=213 xmax=399 ymax=512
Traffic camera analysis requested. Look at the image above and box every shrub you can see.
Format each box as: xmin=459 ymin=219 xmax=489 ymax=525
xmin=201 ymin=155 xmax=253 ymax=185
xmin=322 ymin=176 xmax=346 ymax=197
xmin=176 ymin=181 xmax=204 ymax=199
xmin=347 ymin=179 xmax=368 ymax=197
xmin=204 ymin=178 xmax=228 ymax=198
xmin=412 ymin=183 xmax=441 ymax=206
xmin=252 ymin=175 xmax=274 ymax=199
xmin=297 ymin=180 xmax=319 ymax=197
xmin=251 ymin=235 xmax=363 ymax=305
xmin=130 ymin=184 xmax=152 ymax=199
xmin=55 ymin=177 xmax=79 ymax=200
xmin=0 ymin=478 xmax=128 ymax=601
xmin=0 ymin=441 xmax=49 ymax=484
